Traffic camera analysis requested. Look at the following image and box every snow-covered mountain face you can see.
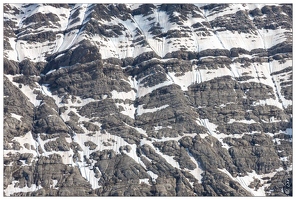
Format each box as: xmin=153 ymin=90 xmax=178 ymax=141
xmin=3 ymin=3 xmax=292 ymax=196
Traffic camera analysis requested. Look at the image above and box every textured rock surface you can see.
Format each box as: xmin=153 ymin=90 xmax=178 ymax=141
xmin=3 ymin=3 xmax=292 ymax=197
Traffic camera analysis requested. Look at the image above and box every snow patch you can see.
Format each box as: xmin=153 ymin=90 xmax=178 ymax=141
xmin=4 ymin=131 xmax=38 ymax=159
xmin=214 ymin=28 xmax=288 ymax=52
xmin=137 ymin=104 xmax=169 ymax=115
xmin=72 ymin=130 xmax=145 ymax=187
xmin=133 ymin=127 xmax=148 ymax=137
xmin=147 ymin=171 xmax=158 ymax=182
xmin=35 ymin=134 xmax=74 ymax=165
xmin=4 ymin=182 xmax=42 ymax=196
xmin=50 ymin=180 xmax=58 ymax=189
xmin=137 ymin=80 xmax=172 ymax=98
xmin=115 ymin=102 xmax=136 ymax=119
xmin=154 ymin=126 xmax=163 ymax=131
xmin=73 ymin=131 xmax=142 ymax=166
xmin=11 ymin=113 xmax=22 ymax=121
xmin=139 ymin=178 xmax=150 ymax=185
xmin=228 ymin=119 xmax=257 ymax=124
xmin=15 ymin=40 xmax=56 ymax=62
xmin=197 ymin=119 xmax=230 ymax=150
xmin=285 ymin=128 xmax=292 ymax=136
xmin=186 ymin=149 xmax=204 ymax=183
xmin=280 ymin=157 xmax=289 ymax=162
xmin=6 ymin=75 xmax=41 ymax=106
xmin=45 ymin=69 xmax=56 ymax=75
xmin=219 ymin=168 xmax=279 ymax=196
xmin=76 ymin=161 xmax=101 ymax=189
xmin=140 ymin=138 xmax=180 ymax=169
xmin=93 ymin=16 xmax=151 ymax=59
xmin=111 ymin=89 xmax=136 ymax=100
xmin=4 ymin=37 xmax=18 ymax=61
xmin=199 ymin=133 xmax=208 ymax=139
xmin=124 ymin=144 xmax=143 ymax=167
xmin=252 ymin=98 xmax=284 ymax=110
xmin=153 ymin=133 xmax=197 ymax=143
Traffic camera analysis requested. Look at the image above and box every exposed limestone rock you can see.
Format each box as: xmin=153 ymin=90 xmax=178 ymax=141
xmin=44 ymin=136 xmax=71 ymax=152
xmin=153 ymin=140 xmax=196 ymax=170
xmin=3 ymin=3 xmax=292 ymax=197
xmin=34 ymin=115 xmax=69 ymax=134
xmin=4 ymin=76 xmax=34 ymax=140
xmin=82 ymin=121 xmax=100 ymax=132
xmin=84 ymin=141 xmax=98 ymax=150
xmin=251 ymin=5 xmax=292 ymax=30
xmin=65 ymin=120 xmax=85 ymax=134
xmin=4 ymin=58 xmax=19 ymax=75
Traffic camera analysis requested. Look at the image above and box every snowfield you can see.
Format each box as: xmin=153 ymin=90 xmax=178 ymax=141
xmin=4 ymin=3 xmax=292 ymax=62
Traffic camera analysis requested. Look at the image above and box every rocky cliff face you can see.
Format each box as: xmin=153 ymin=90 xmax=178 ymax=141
xmin=3 ymin=3 xmax=292 ymax=196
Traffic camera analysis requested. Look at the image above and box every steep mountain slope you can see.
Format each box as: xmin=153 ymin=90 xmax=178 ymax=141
xmin=3 ymin=3 xmax=292 ymax=196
